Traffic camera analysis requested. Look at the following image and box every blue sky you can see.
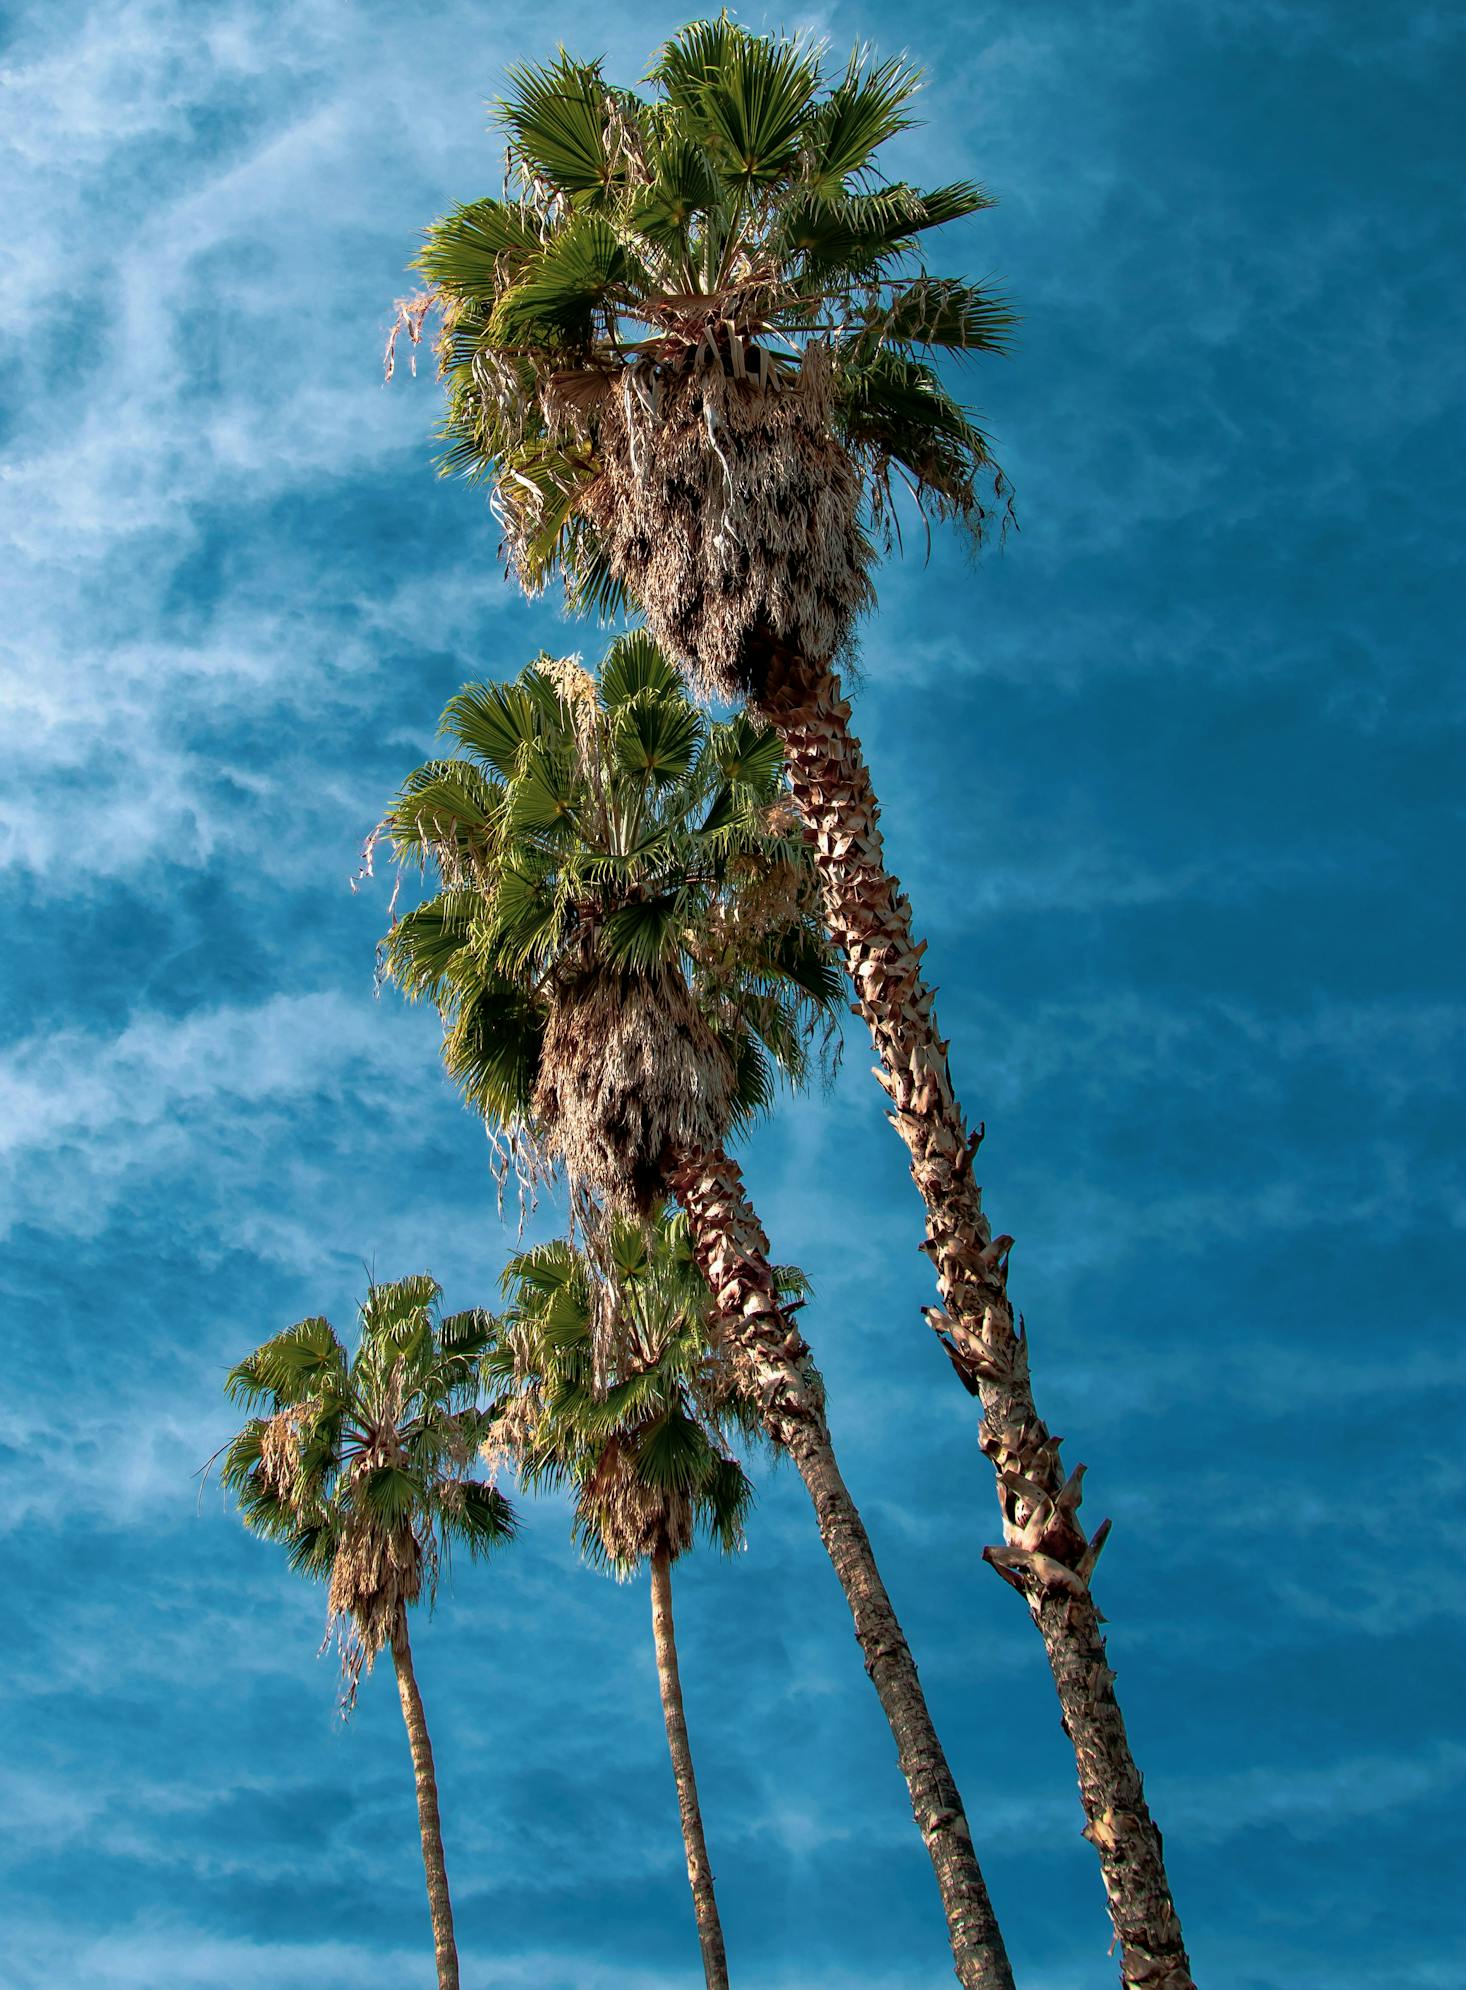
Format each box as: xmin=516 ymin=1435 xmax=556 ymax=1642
xmin=1 ymin=2 xmax=1461 ymax=1985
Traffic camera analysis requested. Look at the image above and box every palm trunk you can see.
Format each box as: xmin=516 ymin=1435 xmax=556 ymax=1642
xmin=390 ymin=1608 xmax=460 ymax=1990
xmin=650 ymin=1543 xmax=731 ymax=1989
xmin=669 ymin=1144 xmax=1013 ymax=1990
xmin=753 ymin=650 xmax=1193 ymax=1990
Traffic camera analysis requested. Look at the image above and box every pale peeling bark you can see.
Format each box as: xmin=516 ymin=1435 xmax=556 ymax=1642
xmin=753 ymin=652 xmax=1194 ymax=1990
xmin=391 ymin=1610 xmax=460 ymax=1990
xmin=669 ymin=1144 xmax=1014 ymax=1990
xmin=650 ymin=1545 xmax=731 ymax=1989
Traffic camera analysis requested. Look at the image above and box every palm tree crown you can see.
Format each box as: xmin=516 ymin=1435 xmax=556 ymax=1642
xmin=223 ymin=1274 xmax=516 ymax=1695
xmin=488 ymin=1209 xmax=797 ymax=1572
xmin=382 ymin=633 xmax=840 ymax=1212
xmin=488 ymin=1209 xmax=800 ymax=1990
xmin=403 ymin=20 xmax=1012 ymax=694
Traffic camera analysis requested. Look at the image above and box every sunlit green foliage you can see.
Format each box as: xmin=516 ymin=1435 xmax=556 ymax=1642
xmin=403 ymin=20 xmax=1013 ymax=607
xmin=381 ymin=631 xmax=841 ymax=1163
xmin=222 ymin=1275 xmax=516 ymax=1688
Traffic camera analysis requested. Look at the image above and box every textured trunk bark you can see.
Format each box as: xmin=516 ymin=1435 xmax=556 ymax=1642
xmin=650 ymin=1544 xmax=732 ymax=1989
xmin=752 ymin=651 xmax=1194 ymax=1990
xmin=391 ymin=1609 xmax=461 ymax=1990
xmin=669 ymin=1144 xmax=1013 ymax=1990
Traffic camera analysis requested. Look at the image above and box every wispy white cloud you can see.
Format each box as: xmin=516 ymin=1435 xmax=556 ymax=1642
xmin=0 ymin=989 xmax=420 ymax=1229
xmin=1164 ymin=1740 xmax=1466 ymax=1844
xmin=0 ymin=1917 xmax=1039 ymax=1990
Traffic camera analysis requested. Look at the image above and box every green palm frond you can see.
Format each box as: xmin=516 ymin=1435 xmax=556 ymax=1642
xmin=443 ymin=974 xmax=543 ymax=1122
xmin=564 ymin=538 xmax=631 ymax=621
xmin=504 ymin=447 xmax=607 ymax=599
xmin=361 ymin=1274 xmax=443 ymax=1346
xmin=438 ymin=1308 xmax=496 ymax=1358
xmin=601 ymin=894 xmax=685 ymax=973
xmin=500 ymin=53 xmax=620 ymax=197
xmin=777 ymin=183 xmax=959 ymax=279
xmin=388 ymin=760 xmax=501 ymax=865
xmin=801 ymin=50 xmax=922 ymax=192
xmin=611 ymin=690 xmax=702 ymax=785
xmin=633 ymin=1411 xmax=712 ymax=1495
xmin=870 ymin=275 xmax=1015 ymax=357
xmin=226 ymin=1316 xmax=347 ymax=1410
xmin=439 ymin=678 xmax=549 ymax=775
xmin=490 ymin=213 xmax=642 ymax=352
xmin=413 ymin=197 xmax=541 ymax=297
xmin=407 ymin=20 xmax=1010 ymax=587
xmin=836 ymin=344 xmax=996 ymax=518
xmin=628 ymin=135 xmax=721 ymax=255
xmin=284 ymin=1518 xmax=338 ymax=1579
xmin=648 ymin=15 xmax=746 ymax=102
xmin=442 ymin=1478 xmax=517 ymax=1556
xmin=680 ymin=28 xmax=823 ymax=189
xmin=698 ymin=1452 xmax=754 ymax=1551
xmin=381 ymin=895 xmax=477 ymax=1001
xmin=705 ymin=710 xmax=784 ymax=794
xmin=724 ymin=1027 xmax=775 ymax=1126
xmin=599 ymin=629 xmax=682 ymax=705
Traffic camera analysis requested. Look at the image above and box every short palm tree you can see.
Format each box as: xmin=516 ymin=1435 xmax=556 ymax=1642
xmin=403 ymin=24 xmax=1189 ymax=1985
xmin=382 ymin=635 xmax=1013 ymax=1990
xmin=489 ymin=1213 xmax=780 ymax=1989
xmin=221 ymin=1276 xmax=516 ymax=1990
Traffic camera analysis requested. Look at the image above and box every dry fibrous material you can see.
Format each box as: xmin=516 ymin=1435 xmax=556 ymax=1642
xmin=533 ymin=968 xmax=734 ymax=1214
xmin=592 ymin=1456 xmax=695 ymax=1572
xmin=571 ymin=346 xmax=874 ymax=701
xmin=258 ymin=1404 xmax=310 ymax=1498
xmin=327 ymin=1509 xmax=424 ymax=1698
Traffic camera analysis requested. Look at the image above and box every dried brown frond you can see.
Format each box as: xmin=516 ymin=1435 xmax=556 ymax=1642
xmin=327 ymin=1510 xmax=424 ymax=1708
xmin=575 ymin=344 xmax=875 ymax=700
xmin=258 ymin=1405 xmax=312 ymax=1500
xmin=533 ymin=968 xmax=733 ymax=1214
xmin=539 ymin=651 xmax=596 ymax=707
xmin=483 ymin=1392 xmax=542 ymax=1471
xmin=587 ymin=1440 xmax=693 ymax=1575
xmin=484 ymin=1118 xmax=553 ymax=1234
xmin=384 ymin=290 xmax=436 ymax=383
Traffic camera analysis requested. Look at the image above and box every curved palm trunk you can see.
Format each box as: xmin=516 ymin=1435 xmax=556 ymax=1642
xmin=650 ymin=1544 xmax=731 ymax=1989
xmin=669 ymin=1144 xmax=1013 ymax=1990
xmin=752 ymin=650 xmax=1193 ymax=1990
xmin=390 ymin=1608 xmax=460 ymax=1990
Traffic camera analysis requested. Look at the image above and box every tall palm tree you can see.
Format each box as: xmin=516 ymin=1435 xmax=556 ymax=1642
xmin=221 ymin=1276 xmax=516 ymax=1990
xmin=401 ymin=24 xmax=1191 ymax=1985
xmin=489 ymin=1212 xmax=782 ymax=1989
xmin=382 ymin=636 xmax=1013 ymax=1990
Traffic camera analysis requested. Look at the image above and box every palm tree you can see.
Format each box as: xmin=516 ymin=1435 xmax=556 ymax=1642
xmin=221 ymin=1275 xmax=516 ymax=1990
xmin=401 ymin=24 xmax=1190 ymax=1986
xmin=489 ymin=1212 xmax=782 ymax=1988
xmin=382 ymin=636 xmax=1013 ymax=1990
